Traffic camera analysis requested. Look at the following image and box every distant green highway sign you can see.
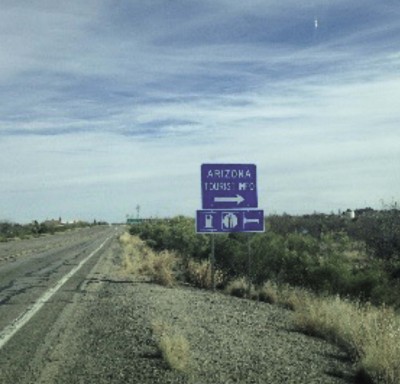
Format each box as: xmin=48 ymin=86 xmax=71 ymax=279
xmin=126 ymin=218 xmax=143 ymax=225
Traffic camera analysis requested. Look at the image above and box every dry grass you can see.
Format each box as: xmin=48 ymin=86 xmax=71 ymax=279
xmin=225 ymin=277 xmax=400 ymax=382
xmin=152 ymin=320 xmax=191 ymax=373
xmin=225 ymin=277 xmax=247 ymax=298
xmin=258 ymin=281 xmax=279 ymax=304
xmin=226 ymin=278 xmax=305 ymax=309
xmin=255 ymin=281 xmax=400 ymax=382
xmin=186 ymin=259 xmax=224 ymax=289
xmin=274 ymin=284 xmax=309 ymax=311
xmin=293 ymin=293 xmax=400 ymax=383
xmin=225 ymin=277 xmax=257 ymax=299
xmin=357 ymin=306 xmax=400 ymax=383
xmin=119 ymin=233 xmax=178 ymax=287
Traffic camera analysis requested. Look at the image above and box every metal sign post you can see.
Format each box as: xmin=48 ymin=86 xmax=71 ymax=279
xmin=247 ymin=234 xmax=252 ymax=296
xmin=210 ymin=234 xmax=216 ymax=291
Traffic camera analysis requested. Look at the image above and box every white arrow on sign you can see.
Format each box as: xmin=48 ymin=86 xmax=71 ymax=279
xmin=214 ymin=194 xmax=245 ymax=205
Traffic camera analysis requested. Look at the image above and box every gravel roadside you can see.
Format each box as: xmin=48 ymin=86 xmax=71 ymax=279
xmin=34 ymin=237 xmax=356 ymax=384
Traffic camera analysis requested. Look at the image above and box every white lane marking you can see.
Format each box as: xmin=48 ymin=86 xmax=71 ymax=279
xmin=0 ymin=236 xmax=112 ymax=350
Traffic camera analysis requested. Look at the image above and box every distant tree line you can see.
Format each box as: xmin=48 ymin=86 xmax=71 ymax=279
xmin=0 ymin=219 xmax=107 ymax=242
xmin=268 ymin=207 xmax=400 ymax=261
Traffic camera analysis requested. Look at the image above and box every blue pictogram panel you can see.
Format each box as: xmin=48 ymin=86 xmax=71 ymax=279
xmin=196 ymin=210 xmax=264 ymax=233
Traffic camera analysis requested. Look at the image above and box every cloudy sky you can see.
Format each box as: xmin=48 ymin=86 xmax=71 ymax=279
xmin=0 ymin=0 xmax=399 ymax=223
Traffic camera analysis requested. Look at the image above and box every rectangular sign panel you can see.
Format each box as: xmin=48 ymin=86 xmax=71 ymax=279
xmin=201 ymin=164 xmax=258 ymax=209
xmin=196 ymin=209 xmax=264 ymax=233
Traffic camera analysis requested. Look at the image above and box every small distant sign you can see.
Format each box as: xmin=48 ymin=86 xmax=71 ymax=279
xmin=196 ymin=209 xmax=264 ymax=233
xmin=127 ymin=218 xmax=144 ymax=225
xmin=201 ymin=164 xmax=258 ymax=209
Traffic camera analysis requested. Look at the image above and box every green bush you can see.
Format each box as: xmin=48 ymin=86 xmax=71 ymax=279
xmin=308 ymin=261 xmax=350 ymax=294
xmin=129 ymin=214 xmax=400 ymax=308
xmin=130 ymin=217 xmax=209 ymax=260
xmin=0 ymin=219 xmax=93 ymax=240
xmin=214 ymin=234 xmax=247 ymax=278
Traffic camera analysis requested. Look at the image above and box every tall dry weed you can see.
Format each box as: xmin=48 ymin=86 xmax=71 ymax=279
xmin=119 ymin=233 xmax=177 ymax=286
xmin=275 ymin=284 xmax=308 ymax=311
xmin=224 ymin=277 xmax=400 ymax=382
xmin=225 ymin=277 xmax=257 ymax=298
xmin=186 ymin=259 xmax=224 ymax=289
xmin=258 ymin=281 xmax=279 ymax=304
xmin=152 ymin=250 xmax=178 ymax=287
xmin=357 ymin=305 xmax=400 ymax=383
xmin=293 ymin=293 xmax=400 ymax=383
xmin=152 ymin=320 xmax=190 ymax=372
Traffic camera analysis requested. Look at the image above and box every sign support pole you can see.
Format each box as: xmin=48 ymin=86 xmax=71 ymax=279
xmin=247 ymin=234 xmax=252 ymax=297
xmin=210 ymin=234 xmax=216 ymax=292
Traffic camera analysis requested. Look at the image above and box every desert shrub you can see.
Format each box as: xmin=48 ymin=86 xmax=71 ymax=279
xmin=250 ymin=232 xmax=328 ymax=289
xmin=130 ymin=219 xmax=171 ymax=251
xmin=152 ymin=320 xmax=190 ymax=373
xmin=348 ymin=266 xmax=386 ymax=302
xmin=119 ymin=231 xmax=133 ymax=246
xmin=0 ymin=219 xmax=93 ymax=240
xmin=225 ymin=277 xmax=251 ymax=298
xmin=130 ymin=217 xmax=210 ymax=260
xmin=348 ymin=208 xmax=400 ymax=260
xmin=167 ymin=216 xmax=210 ymax=259
xmin=285 ymin=232 xmax=320 ymax=255
xmin=129 ymin=214 xmax=400 ymax=307
xmin=306 ymin=256 xmax=351 ymax=294
xmin=268 ymin=213 xmax=346 ymax=239
xmin=293 ymin=293 xmax=400 ymax=383
xmin=185 ymin=259 xmax=225 ymax=289
xmin=249 ymin=231 xmax=286 ymax=284
xmin=119 ymin=233 xmax=178 ymax=287
xmin=275 ymin=284 xmax=309 ymax=311
xmin=0 ymin=221 xmax=16 ymax=238
xmin=258 ymin=281 xmax=279 ymax=304
xmin=214 ymin=234 xmax=247 ymax=278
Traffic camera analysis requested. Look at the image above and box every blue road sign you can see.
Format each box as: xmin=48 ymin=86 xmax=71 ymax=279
xmin=201 ymin=164 xmax=258 ymax=209
xmin=196 ymin=209 xmax=264 ymax=233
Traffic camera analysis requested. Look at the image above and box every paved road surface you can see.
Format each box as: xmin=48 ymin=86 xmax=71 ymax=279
xmin=0 ymin=226 xmax=119 ymax=383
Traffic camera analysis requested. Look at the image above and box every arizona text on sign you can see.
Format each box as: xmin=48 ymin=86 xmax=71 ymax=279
xmin=201 ymin=164 xmax=258 ymax=209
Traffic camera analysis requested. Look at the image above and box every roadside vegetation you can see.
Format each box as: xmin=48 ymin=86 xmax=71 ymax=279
xmin=120 ymin=232 xmax=178 ymax=286
xmin=0 ymin=219 xmax=106 ymax=242
xmin=224 ymin=280 xmax=400 ymax=383
xmin=124 ymin=206 xmax=400 ymax=383
xmin=129 ymin=209 xmax=400 ymax=307
xmin=293 ymin=293 xmax=400 ymax=383
xmin=151 ymin=320 xmax=191 ymax=373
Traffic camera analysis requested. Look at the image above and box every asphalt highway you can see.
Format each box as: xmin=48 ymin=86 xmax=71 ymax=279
xmin=0 ymin=225 xmax=119 ymax=383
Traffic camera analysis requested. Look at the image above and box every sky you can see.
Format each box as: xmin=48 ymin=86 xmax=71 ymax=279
xmin=0 ymin=0 xmax=399 ymax=223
